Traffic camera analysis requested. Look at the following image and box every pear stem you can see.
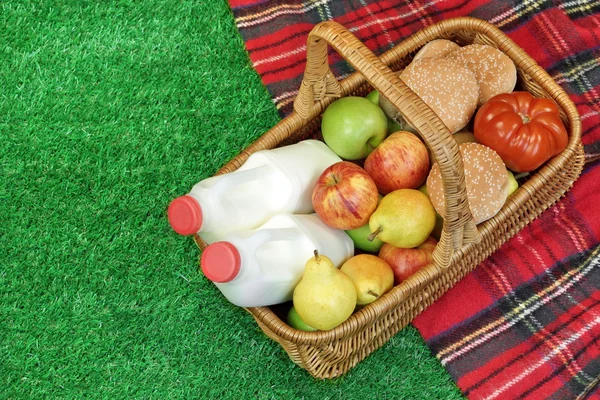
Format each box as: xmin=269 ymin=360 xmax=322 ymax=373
xmin=313 ymin=249 xmax=320 ymax=262
xmin=367 ymin=227 xmax=383 ymax=242
xmin=514 ymin=172 xmax=530 ymax=180
xmin=368 ymin=290 xmax=380 ymax=299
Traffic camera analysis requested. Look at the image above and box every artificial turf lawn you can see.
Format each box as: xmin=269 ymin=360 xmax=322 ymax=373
xmin=1 ymin=1 xmax=464 ymax=398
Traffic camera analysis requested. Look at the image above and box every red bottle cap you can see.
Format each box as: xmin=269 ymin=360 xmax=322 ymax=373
xmin=168 ymin=195 xmax=203 ymax=235
xmin=201 ymin=242 xmax=241 ymax=283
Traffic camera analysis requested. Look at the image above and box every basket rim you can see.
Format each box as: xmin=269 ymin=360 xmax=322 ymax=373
xmin=241 ymin=16 xmax=582 ymax=345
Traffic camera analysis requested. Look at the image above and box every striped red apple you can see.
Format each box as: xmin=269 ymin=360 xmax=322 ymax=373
xmin=312 ymin=161 xmax=379 ymax=230
xmin=364 ymin=131 xmax=430 ymax=194
xmin=378 ymin=236 xmax=438 ymax=284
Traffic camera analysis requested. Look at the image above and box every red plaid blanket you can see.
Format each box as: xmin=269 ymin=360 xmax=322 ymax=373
xmin=229 ymin=1 xmax=600 ymax=398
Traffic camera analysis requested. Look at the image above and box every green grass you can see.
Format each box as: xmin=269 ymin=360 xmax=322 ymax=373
xmin=1 ymin=1 xmax=463 ymax=398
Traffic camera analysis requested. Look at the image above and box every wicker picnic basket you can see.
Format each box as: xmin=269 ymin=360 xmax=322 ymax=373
xmin=193 ymin=17 xmax=584 ymax=379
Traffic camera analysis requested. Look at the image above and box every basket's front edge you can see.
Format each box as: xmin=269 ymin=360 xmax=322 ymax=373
xmin=246 ymin=138 xmax=583 ymax=379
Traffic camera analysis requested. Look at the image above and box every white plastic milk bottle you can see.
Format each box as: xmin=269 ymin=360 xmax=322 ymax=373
xmin=168 ymin=140 xmax=341 ymax=243
xmin=200 ymin=213 xmax=354 ymax=308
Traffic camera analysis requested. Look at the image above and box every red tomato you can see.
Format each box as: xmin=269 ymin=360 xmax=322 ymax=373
xmin=473 ymin=92 xmax=569 ymax=172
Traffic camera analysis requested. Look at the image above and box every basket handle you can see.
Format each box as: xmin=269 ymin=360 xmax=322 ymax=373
xmin=293 ymin=21 xmax=481 ymax=268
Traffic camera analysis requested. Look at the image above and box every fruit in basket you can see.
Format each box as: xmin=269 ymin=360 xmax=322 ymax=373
xmin=368 ymin=189 xmax=436 ymax=248
xmin=312 ymin=161 xmax=379 ymax=230
xmin=346 ymin=222 xmax=385 ymax=253
xmin=379 ymin=236 xmax=437 ymax=284
xmin=473 ymin=91 xmax=569 ymax=173
xmin=287 ymin=306 xmax=317 ymax=332
xmin=340 ymin=254 xmax=394 ymax=306
xmin=345 ymin=194 xmax=384 ymax=252
xmin=293 ymin=250 xmax=357 ymax=331
xmin=507 ymin=170 xmax=519 ymax=196
xmin=365 ymin=90 xmax=409 ymax=134
xmin=365 ymin=90 xmax=379 ymax=104
xmin=364 ymin=131 xmax=430 ymax=194
xmin=427 ymin=143 xmax=509 ymax=224
xmin=321 ymin=96 xmax=388 ymax=160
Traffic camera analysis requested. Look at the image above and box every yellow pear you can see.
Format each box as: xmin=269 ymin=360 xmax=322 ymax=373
xmin=286 ymin=306 xmax=317 ymax=332
xmin=340 ymin=254 xmax=394 ymax=306
xmin=368 ymin=189 xmax=436 ymax=248
xmin=293 ymin=250 xmax=357 ymax=331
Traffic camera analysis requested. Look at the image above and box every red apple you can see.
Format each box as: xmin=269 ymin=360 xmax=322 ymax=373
xmin=378 ymin=236 xmax=438 ymax=284
xmin=364 ymin=131 xmax=430 ymax=194
xmin=312 ymin=161 xmax=379 ymax=230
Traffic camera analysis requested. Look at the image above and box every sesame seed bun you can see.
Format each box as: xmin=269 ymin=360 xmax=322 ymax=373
xmin=399 ymin=58 xmax=479 ymax=133
xmin=426 ymin=142 xmax=509 ymax=224
xmin=446 ymin=44 xmax=517 ymax=106
xmin=413 ymin=39 xmax=461 ymax=61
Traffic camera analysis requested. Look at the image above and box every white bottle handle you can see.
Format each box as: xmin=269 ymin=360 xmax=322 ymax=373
xmin=245 ymin=227 xmax=301 ymax=250
xmin=210 ymin=164 xmax=272 ymax=197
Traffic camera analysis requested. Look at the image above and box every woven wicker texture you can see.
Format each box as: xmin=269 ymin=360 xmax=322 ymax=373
xmin=193 ymin=17 xmax=584 ymax=379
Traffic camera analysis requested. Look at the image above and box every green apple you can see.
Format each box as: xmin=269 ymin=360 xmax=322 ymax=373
xmin=321 ymin=96 xmax=387 ymax=160
xmin=287 ymin=305 xmax=317 ymax=332
xmin=345 ymin=193 xmax=384 ymax=252
xmin=346 ymin=222 xmax=385 ymax=253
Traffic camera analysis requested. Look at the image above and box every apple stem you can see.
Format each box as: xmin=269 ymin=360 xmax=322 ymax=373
xmin=313 ymin=249 xmax=320 ymax=262
xmin=367 ymin=227 xmax=383 ymax=242
xmin=368 ymin=290 xmax=380 ymax=299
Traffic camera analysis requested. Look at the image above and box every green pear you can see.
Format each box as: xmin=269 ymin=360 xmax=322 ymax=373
xmin=507 ymin=170 xmax=519 ymax=196
xmin=293 ymin=250 xmax=357 ymax=331
xmin=377 ymin=89 xmax=418 ymax=135
xmin=368 ymin=189 xmax=436 ymax=248
xmin=366 ymin=90 xmax=415 ymax=135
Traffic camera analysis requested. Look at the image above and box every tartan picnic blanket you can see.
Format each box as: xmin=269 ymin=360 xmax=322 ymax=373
xmin=228 ymin=1 xmax=600 ymax=398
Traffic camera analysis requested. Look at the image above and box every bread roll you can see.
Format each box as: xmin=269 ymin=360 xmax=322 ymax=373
xmin=413 ymin=39 xmax=460 ymax=60
xmin=426 ymin=142 xmax=509 ymax=224
xmin=446 ymin=44 xmax=517 ymax=106
xmin=454 ymin=130 xmax=476 ymax=145
xmin=399 ymin=58 xmax=479 ymax=133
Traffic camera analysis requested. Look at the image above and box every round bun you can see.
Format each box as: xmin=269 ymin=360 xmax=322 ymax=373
xmin=399 ymin=58 xmax=479 ymax=133
xmin=446 ymin=44 xmax=517 ymax=106
xmin=454 ymin=130 xmax=476 ymax=145
xmin=413 ymin=39 xmax=460 ymax=60
xmin=426 ymin=142 xmax=509 ymax=224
